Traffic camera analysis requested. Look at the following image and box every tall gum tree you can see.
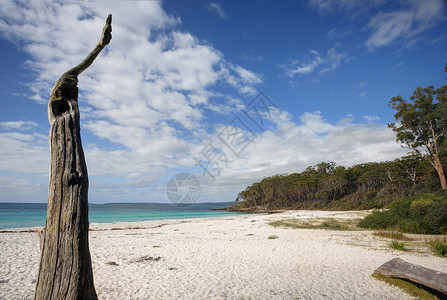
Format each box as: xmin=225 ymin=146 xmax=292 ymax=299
xmin=388 ymin=72 xmax=447 ymax=190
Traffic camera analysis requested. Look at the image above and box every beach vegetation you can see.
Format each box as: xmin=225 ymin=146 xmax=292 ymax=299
xmin=389 ymin=240 xmax=406 ymax=251
xmin=267 ymin=235 xmax=279 ymax=239
xmin=373 ymin=230 xmax=411 ymax=241
xmin=429 ymin=238 xmax=447 ymax=257
xmin=358 ymin=191 xmax=447 ymax=234
xmin=231 ymin=156 xmax=444 ymax=213
xmin=372 ymin=273 xmax=440 ymax=300
xmin=269 ymin=218 xmax=359 ymax=231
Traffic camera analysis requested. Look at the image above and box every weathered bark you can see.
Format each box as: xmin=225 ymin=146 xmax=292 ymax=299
xmin=35 ymin=15 xmax=112 ymax=300
xmin=374 ymin=258 xmax=447 ymax=297
xmin=433 ymin=156 xmax=447 ymax=190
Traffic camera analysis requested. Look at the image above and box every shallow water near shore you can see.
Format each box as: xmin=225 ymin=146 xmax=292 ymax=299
xmin=0 ymin=202 xmax=239 ymax=229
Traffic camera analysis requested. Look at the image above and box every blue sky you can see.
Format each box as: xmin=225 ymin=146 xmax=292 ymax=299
xmin=0 ymin=0 xmax=446 ymax=203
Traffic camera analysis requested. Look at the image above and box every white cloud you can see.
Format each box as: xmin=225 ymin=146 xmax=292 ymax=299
xmin=0 ymin=131 xmax=49 ymax=173
xmin=319 ymin=46 xmax=348 ymax=73
xmin=0 ymin=172 xmax=49 ymax=202
xmin=286 ymin=46 xmax=347 ymax=77
xmin=309 ymin=0 xmax=385 ymax=16
xmin=0 ymin=109 xmax=408 ymax=203
xmin=0 ymin=2 xmax=262 ymax=139
xmin=0 ymin=2 xmax=408 ymax=203
xmin=366 ymin=10 xmax=414 ymax=49
xmin=0 ymin=1 xmax=265 ymax=202
xmin=309 ymin=0 xmax=446 ymax=50
xmin=207 ymin=3 xmax=227 ymax=19
xmin=199 ymin=111 xmax=408 ymax=191
xmin=287 ymin=52 xmax=323 ymax=76
xmin=232 ymin=65 xmax=263 ymax=85
xmin=241 ymin=53 xmax=263 ymax=62
xmin=366 ymin=0 xmax=445 ymax=49
xmin=309 ymin=0 xmax=357 ymax=13
xmin=219 ymin=64 xmax=263 ymax=95
xmin=364 ymin=115 xmax=380 ymax=122
xmin=0 ymin=121 xmax=37 ymax=131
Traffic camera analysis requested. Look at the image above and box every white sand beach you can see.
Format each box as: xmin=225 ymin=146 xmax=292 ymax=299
xmin=1 ymin=210 xmax=446 ymax=299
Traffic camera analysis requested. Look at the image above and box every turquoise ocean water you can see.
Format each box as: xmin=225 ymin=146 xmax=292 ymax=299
xmin=0 ymin=202 xmax=241 ymax=230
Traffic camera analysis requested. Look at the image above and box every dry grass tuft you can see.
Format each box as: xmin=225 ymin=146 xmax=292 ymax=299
xmin=269 ymin=218 xmax=361 ymax=231
xmin=374 ymin=230 xmax=412 ymax=241
xmin=372 ymin=273 xmax=440 ymax=300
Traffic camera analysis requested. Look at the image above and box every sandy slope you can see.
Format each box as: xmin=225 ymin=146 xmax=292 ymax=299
xmin=1 ymin=210 xmax=446 ymax=299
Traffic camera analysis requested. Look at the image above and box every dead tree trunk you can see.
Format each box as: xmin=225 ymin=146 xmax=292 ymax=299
xmin=35 ymin=15 xmax=112 ymax=300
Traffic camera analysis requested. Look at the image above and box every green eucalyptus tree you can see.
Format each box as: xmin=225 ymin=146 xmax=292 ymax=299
xmin=388 ymin=79 xmax=447 ymax=189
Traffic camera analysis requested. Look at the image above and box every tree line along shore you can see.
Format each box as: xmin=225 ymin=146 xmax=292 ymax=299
xmin=228 ymin=64 xmax=447 ymax=235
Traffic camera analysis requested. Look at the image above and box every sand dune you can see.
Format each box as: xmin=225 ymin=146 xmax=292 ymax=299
xmin=1 ymin=210 xmax=446 ymax=299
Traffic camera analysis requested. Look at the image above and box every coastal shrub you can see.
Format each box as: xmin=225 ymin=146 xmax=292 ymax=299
xmin=268 ymin=235 xmax=279 ymax=239
xmin=358 ymin=191 xmax=447 ymax=234
xmin=357 ymin=209 xmax=399 ymax=230
xmin=424 ymin=199 xmax=447 ymax=234
xmin=410 ymin=196 xmax=434 ymax=213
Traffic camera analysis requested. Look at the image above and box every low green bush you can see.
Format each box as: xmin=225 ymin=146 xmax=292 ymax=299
xmin=358 ymin=191 xmax=447 ymax=234
xmin=358 ymin=209 xmax=399 ymax=230
xmin=424 ymin=199 xmax=447 ymax=234
xmin=410 ymin=197 xmax=433 ymax=213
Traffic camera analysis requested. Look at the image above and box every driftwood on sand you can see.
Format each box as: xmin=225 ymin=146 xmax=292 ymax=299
xmin=34 ymin=15 xmax=112 ymax=300
xmin=374 ymin=257 xmax=447 ymax=297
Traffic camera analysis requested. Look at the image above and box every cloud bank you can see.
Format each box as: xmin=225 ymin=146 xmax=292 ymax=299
xmin=0 ymin=1 xmax=408 ymax=203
